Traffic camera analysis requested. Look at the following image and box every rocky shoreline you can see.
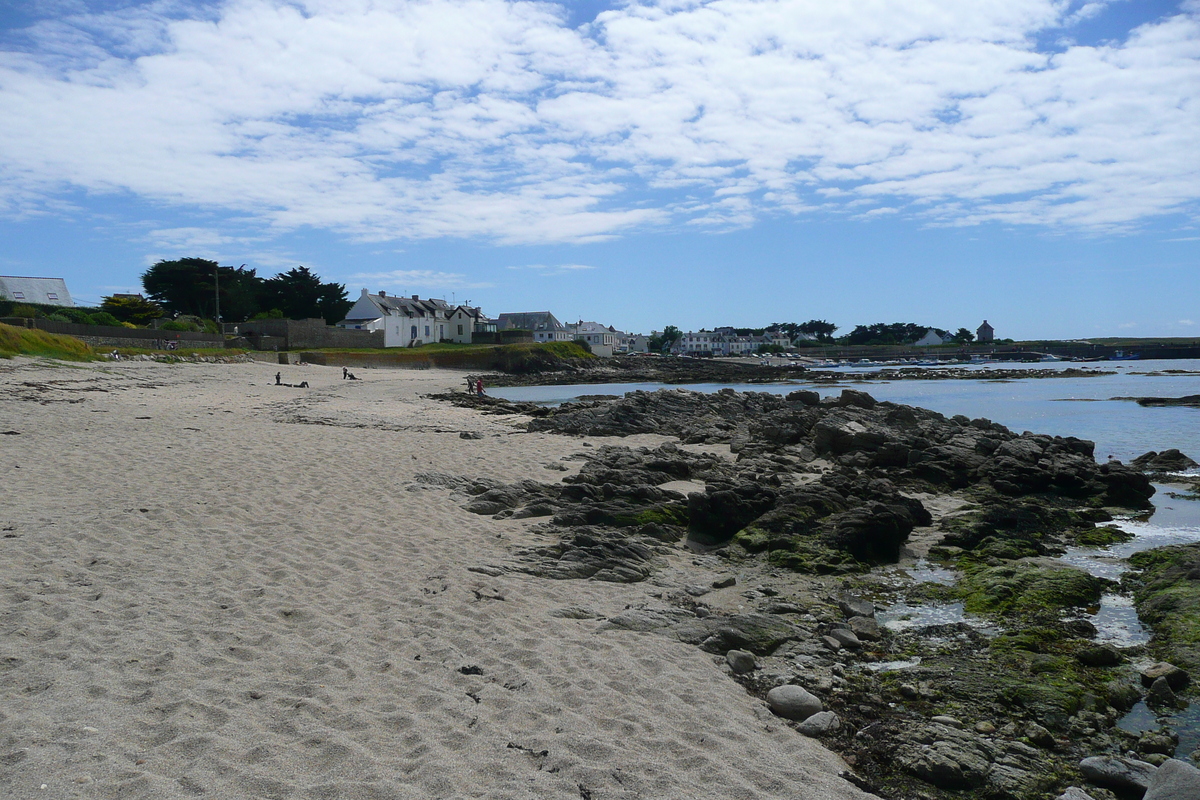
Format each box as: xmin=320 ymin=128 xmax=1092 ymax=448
xmin=434 ymin=386 xmax=1200 ymax=799
xmin=476 ymin=353 xmax=1114 ymax=387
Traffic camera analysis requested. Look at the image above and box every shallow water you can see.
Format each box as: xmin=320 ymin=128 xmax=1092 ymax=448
xmin=1118 ymin=700 xmax=1200 ymax=758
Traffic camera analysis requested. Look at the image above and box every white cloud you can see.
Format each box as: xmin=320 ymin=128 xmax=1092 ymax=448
xmin=347 ymin=269 xmax=494 ymax=290
xmin=1179 ymin=319 xmax=1196 ymax=325
xmin=0 ymin=0 xmax=1197 ymax=243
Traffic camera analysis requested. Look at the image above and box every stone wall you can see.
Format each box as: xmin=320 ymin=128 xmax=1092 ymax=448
xmin=232 ymin=318 xmax=383 ymax=350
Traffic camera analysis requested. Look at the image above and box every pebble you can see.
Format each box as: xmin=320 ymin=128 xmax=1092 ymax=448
xmin=827 ymin=627 xmax=861 ymax=650
xmin=974 ymin=721 xmax=996 ymax=734
xmin=797 ymin=711 xmax=841 ymax=737
xmin=930 ymin=715 xmax=962 ymax=728
xmin=766 ymin=684 xmax=823 ymax=722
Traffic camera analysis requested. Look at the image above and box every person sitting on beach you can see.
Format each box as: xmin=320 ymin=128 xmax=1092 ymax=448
xmin=347 ymin=372 xmax=359 ymax=381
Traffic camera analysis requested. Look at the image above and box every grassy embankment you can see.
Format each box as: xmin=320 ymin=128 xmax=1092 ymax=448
xmin=0 ymin=322 xmax=97 ymax=361
xmin=304 ymin=340 xmax=594 ymax=374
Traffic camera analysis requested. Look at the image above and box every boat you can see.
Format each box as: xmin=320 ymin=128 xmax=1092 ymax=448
xmin=1109 ymin=350 xmax=1140 ymax=361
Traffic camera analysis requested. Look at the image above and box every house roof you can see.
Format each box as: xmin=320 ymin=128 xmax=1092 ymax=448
xmin=497 ymin=312 xmax=565 ymax=332
xmin=0 ymin=275 xmax=74 ymax=307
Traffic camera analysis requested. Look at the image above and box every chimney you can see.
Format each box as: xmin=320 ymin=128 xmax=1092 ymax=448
xmin=379 ymin=290 xmax=386 ymax=297
xmin=412 ymin=294 xmax=419 ymax=301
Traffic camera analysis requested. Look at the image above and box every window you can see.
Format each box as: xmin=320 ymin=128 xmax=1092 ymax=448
xmin=424 ymin=325 xmax=430 ymax=337
xmin=46 ymin=293 xmax=58 ymax=300
xmin=11 ymin=292 xmax=24 ymax=299
xmin=458 ymin=325 xmax=463 ymax=335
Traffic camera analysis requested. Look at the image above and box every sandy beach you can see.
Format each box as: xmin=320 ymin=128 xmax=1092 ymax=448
xmin=0 ymin=357 xmax=868 ymax=800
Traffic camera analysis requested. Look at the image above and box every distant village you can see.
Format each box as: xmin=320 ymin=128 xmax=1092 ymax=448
xmin=335 ymin=287 xmax=997 ymax=357
xmin=2 ymin=273 xmax=997 ymax=357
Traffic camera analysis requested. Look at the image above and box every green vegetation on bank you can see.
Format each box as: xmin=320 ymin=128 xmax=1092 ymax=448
xmin=307 ymin=340 xmax=594 ymax=374
xmin=1127 ymin=543 xmax=1200 ymax=682
xmin=0 ymin=322 xmax=97 ymax=361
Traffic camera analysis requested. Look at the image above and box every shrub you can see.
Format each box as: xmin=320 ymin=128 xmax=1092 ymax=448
xmin=9 ymin=304 xmax=39 ymax=318
xmin=89 ymin=311 xmax=122 ymax=327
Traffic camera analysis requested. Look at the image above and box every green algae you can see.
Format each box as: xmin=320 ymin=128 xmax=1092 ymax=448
xmin=1127 ymin=543 xmax=1200 ymax=681
xmin=955 ymin=562 xmax=1104 ymax=617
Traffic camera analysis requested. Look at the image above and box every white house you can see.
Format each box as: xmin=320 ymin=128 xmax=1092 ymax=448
xmin=336 ymin=289 xmax=454 ymax=347
xmin=0 ymin=276 xmax=74 ymax=307
xmin=914 ymin=329 xmax=946 ymax=346
xmin=447 ymin=306 xmax=489 ymax=344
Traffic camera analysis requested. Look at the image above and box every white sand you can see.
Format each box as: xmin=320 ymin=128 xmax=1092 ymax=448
xmin=0 ymin=358 xmax=869 ymax=799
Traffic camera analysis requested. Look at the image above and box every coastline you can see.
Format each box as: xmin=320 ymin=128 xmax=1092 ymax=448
xmin=0 ymin=358 xmax=869 ymax=800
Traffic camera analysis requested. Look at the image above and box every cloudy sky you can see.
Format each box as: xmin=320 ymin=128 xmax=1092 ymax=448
xmin=1 ymin=0 xmax=1197 ymax=338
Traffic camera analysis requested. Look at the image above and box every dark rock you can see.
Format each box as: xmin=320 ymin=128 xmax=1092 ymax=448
xmin=786 ymin=389 xmax=820 ymax=406
xmin=1077 ymin=644 xmax=1123 ymax=667
xmin=847 ymin=616 xmax=881 ymax=641
xmin=1131 ymin=449 xmax=1200 ymax=473
xmin=725 ymin=649 xmax=756 ymax=674
xmin=1142 ymin=662 xmax=1190 ymax=692
xmin=459 ymin=431 xmax=484 ymax=439
xmin=839 ymin=597 xmax=875 ymax=619
xmin=673 ymin=613 xmax=804 ymax=655
xmin=712 ymin=576 xmax=737 ymax=589
xmin=894 ymin=723 xmax=995 ymax=789
xmin=1146 ymin=676 xmax=1180 ymax=709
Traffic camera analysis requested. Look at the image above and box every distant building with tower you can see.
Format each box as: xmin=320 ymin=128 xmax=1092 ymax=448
xmin=977 ymin=320 xmax=995 ymax=343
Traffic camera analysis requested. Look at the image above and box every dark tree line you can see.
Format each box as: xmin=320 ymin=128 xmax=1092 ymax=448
xmin=138 ymin=259 xmax=352 ymax=324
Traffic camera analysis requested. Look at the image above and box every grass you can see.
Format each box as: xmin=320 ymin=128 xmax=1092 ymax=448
xmin=0 ymin=322 xmax=97 ymax=361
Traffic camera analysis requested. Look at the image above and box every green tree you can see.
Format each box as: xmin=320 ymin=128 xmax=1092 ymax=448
xmin=141 ymin=258 xmax=263 ymax=321
xmin=797 ymin=319 xmax=838 ymax=343
xmin=648 ymin=325 xmax=683 ymax=353
xmin=951 ymin=327 xmax=975 ymax=344
xmin=100 ymin=294 xmax=164 ymax=326
xmin=260 ymin=266 xmax=352 ymax=324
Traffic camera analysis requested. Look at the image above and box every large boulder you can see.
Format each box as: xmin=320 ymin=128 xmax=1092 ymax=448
xmin=1078 ymin=756 xmax=1157 ymax=794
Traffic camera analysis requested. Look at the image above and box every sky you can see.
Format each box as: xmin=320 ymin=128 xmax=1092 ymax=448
xmin=0 ymin=0 xmax=1197 ymax=340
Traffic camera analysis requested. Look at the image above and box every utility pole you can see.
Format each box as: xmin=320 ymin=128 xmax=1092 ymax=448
xmin=214 ymin=266 xmax=221 ymax=330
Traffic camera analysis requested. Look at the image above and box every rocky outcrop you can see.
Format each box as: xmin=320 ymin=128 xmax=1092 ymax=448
xmin=1131 ymin=448 xmax=1199 ymax=473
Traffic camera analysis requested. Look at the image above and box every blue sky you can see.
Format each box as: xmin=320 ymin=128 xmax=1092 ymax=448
xmin=1 ymin=0 xmax=1197 ymax=339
